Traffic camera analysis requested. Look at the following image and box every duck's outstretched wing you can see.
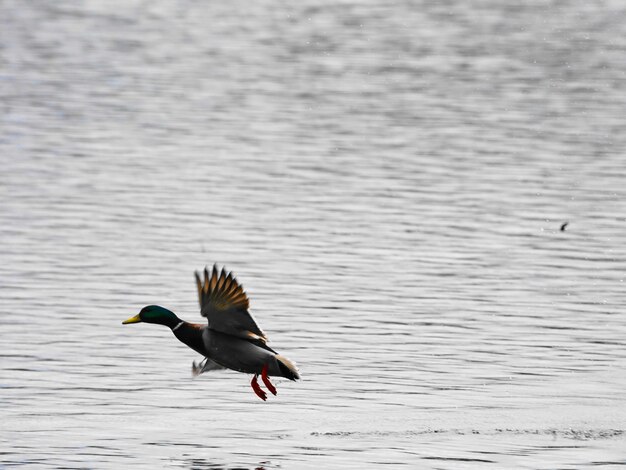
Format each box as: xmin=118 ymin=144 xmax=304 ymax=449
xmin=194 ymin=265 xmax=268 ymax=344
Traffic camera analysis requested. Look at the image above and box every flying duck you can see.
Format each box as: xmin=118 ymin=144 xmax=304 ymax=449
xmin=122 ymin=265 xmax=299 ymax=400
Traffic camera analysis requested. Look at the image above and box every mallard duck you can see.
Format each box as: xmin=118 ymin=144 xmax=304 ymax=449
xmin=122 ymin=264 xmax=299 ymax=401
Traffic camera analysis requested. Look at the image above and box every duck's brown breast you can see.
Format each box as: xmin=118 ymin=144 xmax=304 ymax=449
xmin=172 ymin=322 xmax=208 ymax=356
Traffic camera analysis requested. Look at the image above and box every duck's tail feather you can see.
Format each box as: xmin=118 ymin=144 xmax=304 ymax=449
xmin=276 ymin=355 xmax=300 ymax=381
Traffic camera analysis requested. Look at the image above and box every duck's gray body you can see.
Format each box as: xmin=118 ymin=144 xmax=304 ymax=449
xmin=170 ymin=321 xmax=296 ymax=378
xmin=202 ymin=329 xmax=286 ymax=377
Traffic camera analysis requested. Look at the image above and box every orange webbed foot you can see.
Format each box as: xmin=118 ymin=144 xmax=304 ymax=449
xmin=251 ymin=374 xmax=267 ymax=401
xmin=261 ymin=363 xmax=277 ymax=396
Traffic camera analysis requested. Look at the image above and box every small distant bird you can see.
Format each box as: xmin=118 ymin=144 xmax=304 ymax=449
xmin=123 ymin=265 xmax=299 ymax=400
xmin=560 ymin=222 xmax=569 ymax=231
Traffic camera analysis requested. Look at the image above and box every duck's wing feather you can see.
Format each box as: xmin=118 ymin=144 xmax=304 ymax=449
xmin=192 ymin=357 xmax=225 ymax=377
xmin=195 ymin=264 xmax=268 ymax=343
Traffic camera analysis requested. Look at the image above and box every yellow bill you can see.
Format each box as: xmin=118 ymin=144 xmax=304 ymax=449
xmin=122 ymin=314 xmax=142 ymax=325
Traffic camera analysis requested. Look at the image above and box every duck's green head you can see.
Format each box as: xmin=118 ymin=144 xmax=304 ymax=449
xmin=123 ymin=305 xmax=179 ymax=327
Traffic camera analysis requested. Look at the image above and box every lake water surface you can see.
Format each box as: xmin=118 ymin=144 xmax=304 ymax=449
xmin=2 ymin=1 xmax=626 ymax=468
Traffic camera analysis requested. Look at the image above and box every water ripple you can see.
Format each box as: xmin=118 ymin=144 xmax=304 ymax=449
xmin=2 ymin=0 xmax=626 ymax=468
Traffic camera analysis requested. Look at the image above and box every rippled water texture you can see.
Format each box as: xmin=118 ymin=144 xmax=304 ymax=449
xmin=2 ymin=0 xmax=626 ymax=468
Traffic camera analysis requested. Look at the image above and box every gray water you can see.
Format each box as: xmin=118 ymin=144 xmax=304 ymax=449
xmin=2 ymin=1 xmax=626 ymax=468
